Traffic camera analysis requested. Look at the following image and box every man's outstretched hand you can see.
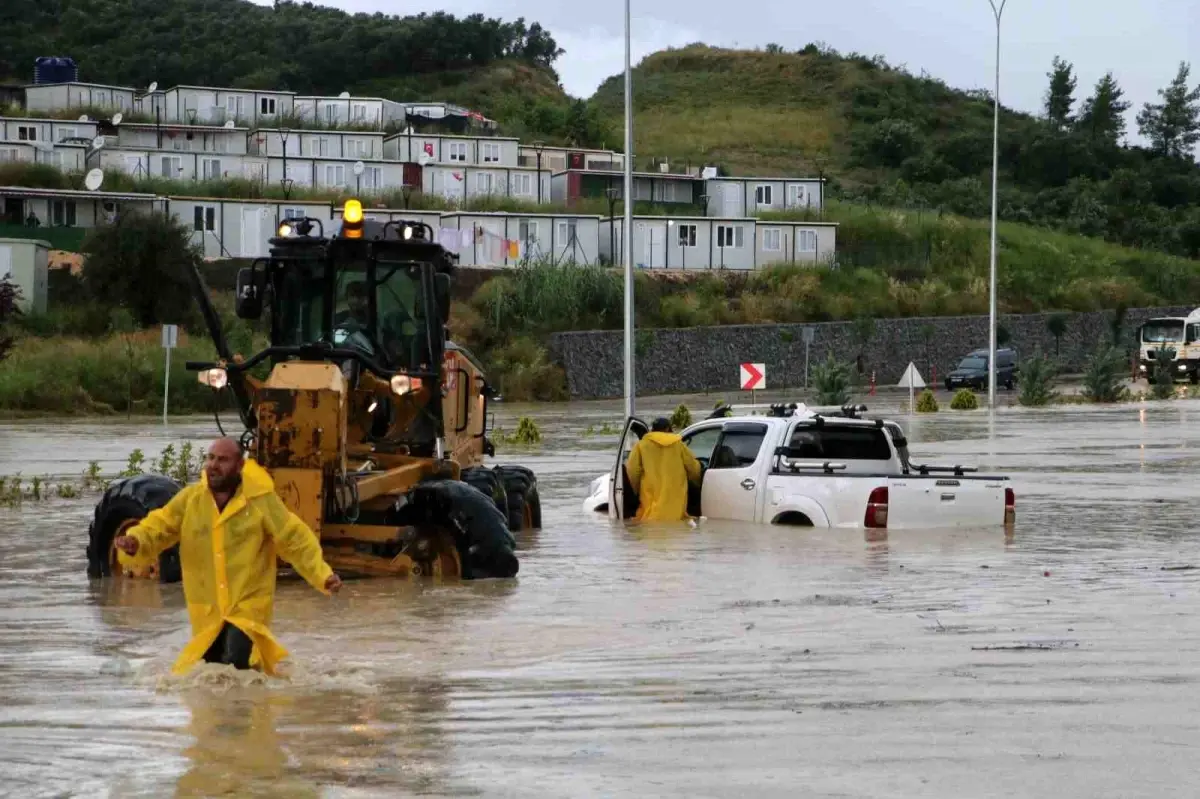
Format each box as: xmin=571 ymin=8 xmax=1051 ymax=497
xmin=324 ymin=573 xmax=342 ymax=594
xmin=113 ymin=536 xmax=139 ymax=555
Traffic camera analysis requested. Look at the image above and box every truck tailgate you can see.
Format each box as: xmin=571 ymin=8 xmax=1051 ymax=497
xmin=886 ymin=475 xmax=1008 ymax=528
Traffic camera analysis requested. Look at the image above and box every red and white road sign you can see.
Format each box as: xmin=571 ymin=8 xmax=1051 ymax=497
xmin=740 ymin=362 xmax=766 ymax=391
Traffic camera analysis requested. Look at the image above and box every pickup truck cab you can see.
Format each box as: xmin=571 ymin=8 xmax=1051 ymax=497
xmin=582 ymin=403 xmax=1015 ymax=530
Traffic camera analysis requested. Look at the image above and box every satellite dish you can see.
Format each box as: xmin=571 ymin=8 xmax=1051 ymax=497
xmin=224 ymin=120 xmax=235 ymax=129
xmin=338 ymin=91 xmax=351 ymax=99
xmin=91 ymin=135 xmax=106 ymax=150
xmin=84 ymin=168 xmax=104 ymax=191
xmin=148 ymin=81 xmax=158 ymax=93
xmin=418 ymin=153 xmax=432 ymax=166
xmin=353 ymin=160 xmax=365 ymax=176
xmin=111 ymin=112 xmax=123 ymax=125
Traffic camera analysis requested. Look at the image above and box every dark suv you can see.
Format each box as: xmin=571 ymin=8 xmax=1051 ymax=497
xmin=945 ymin=348 xmax=1018 ymax=391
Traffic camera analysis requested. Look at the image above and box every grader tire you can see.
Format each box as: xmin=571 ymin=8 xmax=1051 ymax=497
xmin=86 ymin=475 xmax=183 ymax=583
xmin=461 ymin=466 xmax=509 ymax=517
xmin=495 ymin=465 xmax=542 ymax=531
xmin=402 ymin=479 xmax=518 ymax=580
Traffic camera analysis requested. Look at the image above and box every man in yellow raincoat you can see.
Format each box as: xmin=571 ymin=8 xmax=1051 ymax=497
xmin=113 ymin=437 xmax=342 ymax=676
xmin=625 ymin=417 xmax=703 ymax=521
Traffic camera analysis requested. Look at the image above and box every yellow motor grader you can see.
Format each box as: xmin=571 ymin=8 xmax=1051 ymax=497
xmin=86 ymin=200 xmax=538 ymax=583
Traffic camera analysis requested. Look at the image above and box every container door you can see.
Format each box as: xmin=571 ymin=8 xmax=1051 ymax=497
xmin=723 ymin=183 xmax=741 ymax=217
xmin=241 ymin=207 xmax=268 ymax=258
xmin=609 ymin=417 xmax=649 ymax=520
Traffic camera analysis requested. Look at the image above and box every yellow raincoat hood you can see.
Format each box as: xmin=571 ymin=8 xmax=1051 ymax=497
xmin=625 ymin=431 xmax=702 ymax=521
xmin=118 ymin=458 xmax=334 ymax=676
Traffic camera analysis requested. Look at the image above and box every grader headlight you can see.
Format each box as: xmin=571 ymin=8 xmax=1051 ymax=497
xmin=390 ymin=375 xmax=423 ymax=396
xmin=198 ymin=368 xmax=228 ymax=390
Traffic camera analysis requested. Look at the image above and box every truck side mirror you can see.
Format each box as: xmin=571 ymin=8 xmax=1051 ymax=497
xmin=434 ymin=273 xmax=451 ymax=325
xmin=235 ymin=267 xmax=263 ymax=320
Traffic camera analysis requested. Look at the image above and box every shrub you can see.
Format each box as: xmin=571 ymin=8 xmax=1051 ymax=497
xmin=1046 ymin=313 xmax=1069 ymax=356
xmin=0 ymin=277 xmax=20 ymax=363
xmin=484 ymin=335 xmax=568 ymax=402
xmin=1150 ymin=345 xmax=1176 ymax=399
xmin=1018 ymin=354 xmax=1059 ymax=406
xmin=950 ymin=388 xmax=979 ymax=410
xmin=812 ymin=354 xmax=851 ymax=405
xmin=670 ymin=403 xmax=692 ymax=430
xmin=80 ymin=210 xmax=201 ymax=328
xmin=512 ymin=417 xmax=542 ymax=445
xmin=916 ymin=389 xmax=939 ymax=413
xmin=1081 ymin=346 xmax=1128 ymax=403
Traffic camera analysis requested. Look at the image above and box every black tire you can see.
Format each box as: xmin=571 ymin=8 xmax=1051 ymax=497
xmin=398 ymin=479 xmax=518 ymax=579
xmin=495 ymin=465 xmax=542 ymax=531
xmin=86 ymin=474 xmax=183 ymax=583
xmin=461 ymin=466 xmax=508 ymax=516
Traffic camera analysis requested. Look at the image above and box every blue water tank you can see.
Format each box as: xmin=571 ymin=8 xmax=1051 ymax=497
xmin=34 ymin=57 xmax=79 ymax=84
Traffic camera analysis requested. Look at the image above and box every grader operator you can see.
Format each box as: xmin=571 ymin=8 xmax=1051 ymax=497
xmin=85 ymin=200 xmax=539 ymax=584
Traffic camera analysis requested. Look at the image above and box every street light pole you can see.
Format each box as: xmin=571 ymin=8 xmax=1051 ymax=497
xmin=533 ymin=139 xmax=545 ymax=204
xmin=986 ymin=0 xmax=1006 ymax=411
xmin=280 ymin=126 xmax=291 ymax=200
xmin=622 ymin=0 xmax=635 ymax=420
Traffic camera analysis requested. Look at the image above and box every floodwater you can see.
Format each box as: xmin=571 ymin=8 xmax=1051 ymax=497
xmin=2 ymin=391 xmax=1200 ymax=797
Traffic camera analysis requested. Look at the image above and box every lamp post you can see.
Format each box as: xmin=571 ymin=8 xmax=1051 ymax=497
xmin=986 ymin=0 xmax=1006 ymax=411
xmin=532 ymin=139 xmax=545 ymax=204
xmin=621 ymin=0 xmax=635 ymax=420
xmin=605 ymin=186 xmax=620 ymax=265
xmin=279 ymin=126 xmax=291 ymax=200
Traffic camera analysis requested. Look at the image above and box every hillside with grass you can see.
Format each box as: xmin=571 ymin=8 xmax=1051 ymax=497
xmin=591 ymin=44 xmax=1200 ymax=259
xmin=0 ymin=0 xmax=611 ymax=148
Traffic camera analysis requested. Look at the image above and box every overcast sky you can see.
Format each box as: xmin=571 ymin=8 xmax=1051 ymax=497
xmin=259 ymin=0 xmax=1197 ymax=142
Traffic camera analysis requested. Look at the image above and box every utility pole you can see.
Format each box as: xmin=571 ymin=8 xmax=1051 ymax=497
xmin=986 ymin=0 xmax=1007 ymax=412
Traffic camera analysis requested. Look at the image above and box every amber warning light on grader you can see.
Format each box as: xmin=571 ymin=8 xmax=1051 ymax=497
xmin=342 ymin=198 xmax=364 ymax=238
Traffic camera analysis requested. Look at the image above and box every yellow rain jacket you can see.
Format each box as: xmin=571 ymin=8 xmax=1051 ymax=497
xmin=117 ymin=459 xmax=334 ymax=676
xmin=625 ymin=431 xmax=702 ymax=521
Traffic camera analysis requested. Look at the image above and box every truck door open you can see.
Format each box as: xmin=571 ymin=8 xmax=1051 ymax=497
xmin=609 ymin=417 xmax=648 ymax=520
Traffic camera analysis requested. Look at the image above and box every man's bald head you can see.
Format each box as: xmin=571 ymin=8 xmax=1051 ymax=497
xmin=205 ymin=437 xmax=244 ymax=492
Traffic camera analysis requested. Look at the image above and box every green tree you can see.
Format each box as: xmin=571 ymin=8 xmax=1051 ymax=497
xmin=0 ymin=276 xmax=20 ymax=363
xmin=1046 ymin=313 xmax=1069 ymax=356
xmin=1044 ymin=56 xmax=1077 ymax=130
xmin=1076 ymin=72 xmax=1132 ymax=147
xmin=996 ymin=323 xmax=1012 ymax=348
xmin=80 ymin=211 xmax=201 ymax=328
xmin=1136 ymin=61 xmax=1200 ymax=160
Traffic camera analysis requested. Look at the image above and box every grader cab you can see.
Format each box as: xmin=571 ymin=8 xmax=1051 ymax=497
xmin=85 ymin=200 xmax=538 ymax=583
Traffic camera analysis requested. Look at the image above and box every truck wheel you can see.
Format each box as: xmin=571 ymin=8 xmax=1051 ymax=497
xmin=461 ymin=466 xmax=508 ymax=516
xmin=398 ymin=479 xmax=518 ymax=579
xmin=86 ymin=474 xmax=183 ymax=583
xmin=495 ymin=465 xmax=542 ymax=531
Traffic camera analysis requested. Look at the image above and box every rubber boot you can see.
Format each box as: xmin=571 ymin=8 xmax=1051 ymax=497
xmin=202 ymin=622 xmax=253 ymax=670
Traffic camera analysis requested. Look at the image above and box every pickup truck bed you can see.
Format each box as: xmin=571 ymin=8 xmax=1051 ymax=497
xmin=582 ymin=404 xmax=1014 ymax=530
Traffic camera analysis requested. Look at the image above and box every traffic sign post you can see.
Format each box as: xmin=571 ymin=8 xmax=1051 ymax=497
xmin=802 ymin=326 xmax=816 ymax=388
xmin=897 ymin=361 xmax=926 ymax=414
xmin=162 ymin=324 xmax=178 ymax=425
xmin=740 ymin=362 xmax=766 ymax=410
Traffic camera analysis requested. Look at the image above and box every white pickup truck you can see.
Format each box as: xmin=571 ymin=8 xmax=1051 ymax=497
xmin=582 ymin=403 xmax=1015 ymax=530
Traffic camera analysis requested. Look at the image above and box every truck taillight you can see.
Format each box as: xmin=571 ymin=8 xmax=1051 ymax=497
xmin=1004 ymin=487 xmax=1015 ymax=525
xmin=864 ymin=486 xmax=888 ymax=528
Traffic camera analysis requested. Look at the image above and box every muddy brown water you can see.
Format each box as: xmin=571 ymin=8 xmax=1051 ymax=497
xmin=2 ymin=393 xmax=1199 ymax=797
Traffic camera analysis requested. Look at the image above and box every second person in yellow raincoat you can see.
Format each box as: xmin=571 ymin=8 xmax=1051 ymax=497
xmin=625 ymin=417 xmax=703 ymax=521
xmin=114 ymin=437 xmax=342 ymax=676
